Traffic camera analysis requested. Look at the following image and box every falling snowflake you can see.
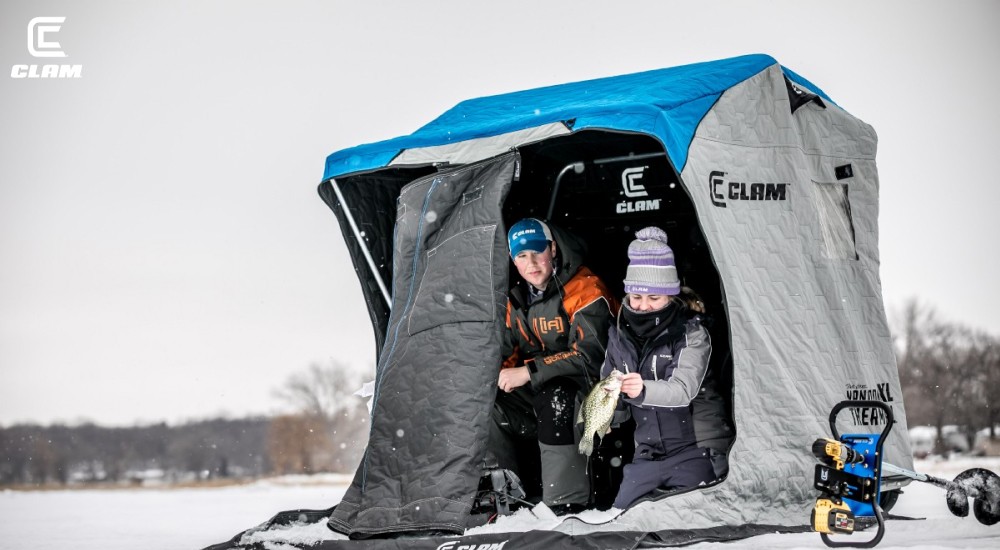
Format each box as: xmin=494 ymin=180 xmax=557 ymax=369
xmin=425 ymin=210 xmax=438 ymax=223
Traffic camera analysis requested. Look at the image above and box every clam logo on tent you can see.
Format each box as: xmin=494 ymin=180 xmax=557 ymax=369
xmin=436 ymin=540 xmax=508 ymax=550
xmin=10 ymin=17 xmax=83 ymax=79
xmin=710 ymin=170 xmax=788 ymax=208
xmin=621 ymin=166 xmax=648 ymax=198
xmin=616 ymin=166 xmax=661 ymax=214
xmin=710 ymin=171 xmax=728 ymax=208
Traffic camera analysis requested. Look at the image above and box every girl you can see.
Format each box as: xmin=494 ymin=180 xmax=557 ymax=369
xmin=602 ymin=226 xmax=732 ymax=509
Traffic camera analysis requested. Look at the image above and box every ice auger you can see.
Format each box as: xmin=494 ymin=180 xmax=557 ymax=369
xmin=811 ymin=400 xmax=1000 ymax=549
xmin=811 ymin=400 xmax=892 ymax=548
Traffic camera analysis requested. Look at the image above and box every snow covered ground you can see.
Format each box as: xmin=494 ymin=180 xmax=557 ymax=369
xmin=1 ymin=459 xmax=998 ymax=550
xmin=681 ymin=456 xmax=1000 ymax=549
xmin=0 ymin=475 xmax=350 ymax=550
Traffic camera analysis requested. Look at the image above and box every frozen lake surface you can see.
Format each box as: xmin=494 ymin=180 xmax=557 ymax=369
xmin=2 ymin=459 xmax=999 ymax=549
xmin=0 ymin=475 xmax=350 ymax=550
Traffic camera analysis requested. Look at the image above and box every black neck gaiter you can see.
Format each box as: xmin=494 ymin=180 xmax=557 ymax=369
xmin=622 ymin=301 xmax=680 ymax=341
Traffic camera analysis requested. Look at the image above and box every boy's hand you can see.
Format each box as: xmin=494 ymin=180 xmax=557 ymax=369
xmin=498 ymin=366 xmax=530 ymax=392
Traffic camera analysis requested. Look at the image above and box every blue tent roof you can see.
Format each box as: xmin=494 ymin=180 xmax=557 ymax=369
xmin=323 ymin=54 xmax=833 ymax=180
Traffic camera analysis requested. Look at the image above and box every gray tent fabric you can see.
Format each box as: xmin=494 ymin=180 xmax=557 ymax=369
xmin=554 ymin=63 xmax=911 ymax=535
xmin=327 ymin=152 xmax=518 ymax=537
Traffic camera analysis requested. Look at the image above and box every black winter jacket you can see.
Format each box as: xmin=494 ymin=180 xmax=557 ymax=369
xmin=601 ymin=304 xmax=733 ymax=459
xmin=501 ymin=225 xmax=616 ymax=392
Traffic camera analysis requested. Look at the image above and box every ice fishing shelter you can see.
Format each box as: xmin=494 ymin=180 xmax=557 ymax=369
xmin=317 ymin=54 xmax=912 ymax=539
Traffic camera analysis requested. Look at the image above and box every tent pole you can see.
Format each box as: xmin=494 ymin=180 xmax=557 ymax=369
xmin=546 ymin=162 xmax=584 ymax=220
xmin=330 ymin=178 xmax=391 ymax=306
xmin=591 ymin=151 xmax=666 ymax=165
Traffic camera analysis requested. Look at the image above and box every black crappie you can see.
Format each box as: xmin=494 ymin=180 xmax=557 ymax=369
xmin=577 ymin=369 xmax=624 ymax=456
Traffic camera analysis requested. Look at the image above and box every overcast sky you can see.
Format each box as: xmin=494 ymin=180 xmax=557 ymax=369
xmin=2 ymin=1 xmax=998 ymax=427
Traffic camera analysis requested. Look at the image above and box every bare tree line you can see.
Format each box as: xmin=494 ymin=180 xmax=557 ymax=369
xmin=894 ymin=298 xmax=1000 ymax=455
xmin=268 ymin=361 xmax=370 ymax=475
xmin=0 ymin=361 xmax=370 ymax=487
xmin=0 ymin=418 xmax=271 ymax=486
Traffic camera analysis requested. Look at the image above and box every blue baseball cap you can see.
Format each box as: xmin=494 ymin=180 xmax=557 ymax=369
xmin=507 ymin=218 xmax=553 ymax=258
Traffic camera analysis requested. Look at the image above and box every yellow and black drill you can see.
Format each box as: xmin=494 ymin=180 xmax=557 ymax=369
xmin=811 ymin=438 xmax=867 ymax=535
xmin=810 ymin=400 xmax=893 ymax=548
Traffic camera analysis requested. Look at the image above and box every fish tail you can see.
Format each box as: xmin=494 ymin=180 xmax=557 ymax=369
xmin=579 ymin=435 xmax=593 ymax=456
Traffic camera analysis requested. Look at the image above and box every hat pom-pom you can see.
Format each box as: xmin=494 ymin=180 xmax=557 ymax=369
xmin=635 ymin=226 xmax=668 ymax=243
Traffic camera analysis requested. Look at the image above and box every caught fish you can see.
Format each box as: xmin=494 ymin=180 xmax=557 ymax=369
xmin=577 ymin=370 xmax=624 ymax=456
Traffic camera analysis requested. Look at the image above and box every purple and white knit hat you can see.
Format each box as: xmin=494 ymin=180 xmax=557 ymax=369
xmin=622 ymin=227 xmax=680 ymax=296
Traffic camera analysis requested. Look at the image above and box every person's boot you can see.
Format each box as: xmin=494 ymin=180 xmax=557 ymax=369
xmin=539 ymin=442 xmax=590 ymax=510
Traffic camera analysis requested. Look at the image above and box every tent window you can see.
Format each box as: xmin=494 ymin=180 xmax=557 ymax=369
xmin=813 ymin=181 xmax=858 ymax=260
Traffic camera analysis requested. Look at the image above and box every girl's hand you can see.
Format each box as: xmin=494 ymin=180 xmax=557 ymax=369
xmin=620 ymin=372 xmax=645 ymax=399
